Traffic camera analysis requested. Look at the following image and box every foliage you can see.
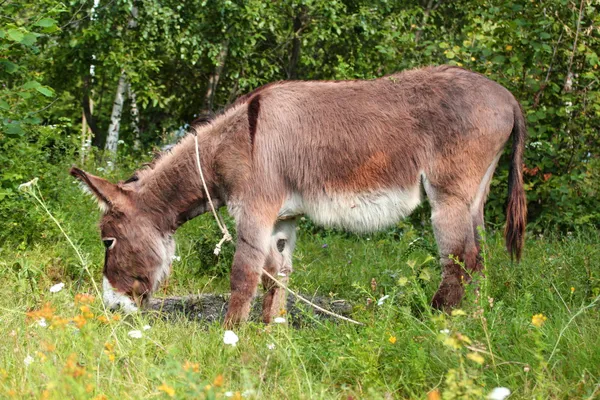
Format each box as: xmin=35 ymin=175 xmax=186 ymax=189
xmin=1 ymin=0 xmax=598 ymax=237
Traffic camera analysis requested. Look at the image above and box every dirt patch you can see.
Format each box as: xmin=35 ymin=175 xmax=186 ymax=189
xmin=147 ymin=293 xmax=353 ymax=326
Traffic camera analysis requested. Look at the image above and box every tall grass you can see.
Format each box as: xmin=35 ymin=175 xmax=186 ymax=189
xmin=0 ymin=175 xmax=598 ymax=399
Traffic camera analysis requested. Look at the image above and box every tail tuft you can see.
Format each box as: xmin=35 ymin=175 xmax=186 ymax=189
xmin=504 ymin=104 xmax=528 ymax=261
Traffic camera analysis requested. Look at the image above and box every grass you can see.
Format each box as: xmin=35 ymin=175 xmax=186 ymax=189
xmin=0 ymin=179 xmax=599 ymax=399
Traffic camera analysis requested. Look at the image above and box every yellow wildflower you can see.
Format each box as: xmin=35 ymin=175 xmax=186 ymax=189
xmin=73 ymin=314 xmax=87 ymax=329
xmin=26 ymin=303 xmax=55 ymax=320
xmin=466 ymin=352 xmax=485 ymax=365
xmin=570 ymin=287 xmax=575 ymax=294
xmin=505 ymin=45 xmax=513 ymax=51
xmin=213 ymin=374 xmax=224 ymax=387
xmin=427 ymin=389 xmax=441 ymax=400
xmin=451 ymin=309 xmax=467 ymax=317
xmin=183 ymin=361 xmax=200 ymax=373
xmin=75 ymin=293 xmax=96 ymax=304
xmin=532 ymin=313 xmax=547 ymax=327
xmin=41 ymin=342 xmax=56 ymax=352
xmin=157 ymin=383 xmax=175 ymax=397
xmin=389 ymin=336 xmax=397 ymax=344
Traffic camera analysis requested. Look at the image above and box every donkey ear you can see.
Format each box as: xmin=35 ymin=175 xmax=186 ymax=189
xmin=70 ymin=167 xmax=122 ymax=212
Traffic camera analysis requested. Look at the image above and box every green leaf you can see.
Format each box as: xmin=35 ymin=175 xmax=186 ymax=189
xmin=20 ymin=32 xmax=38 ymax=46
xmin=0 ymin=99 xmax=9 ymax=110
xmin=35 ymin=18 xmax=57 ymax=28
xmin=7 ymin=29 xmax=24 ymax=42
xmin=22 ymin=81 xmax=41 ymax=89
xmin=5 ymin=122 xmax=24 ymax=136
xmin=35 ymin=86 xmax=54 ymax=97
xmin=0 ymin=60 xmax=18 ymax=74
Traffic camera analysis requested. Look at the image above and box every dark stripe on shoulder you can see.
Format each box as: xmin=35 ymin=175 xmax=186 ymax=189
xmin=248 ymin=94 xmax=261 ymax=149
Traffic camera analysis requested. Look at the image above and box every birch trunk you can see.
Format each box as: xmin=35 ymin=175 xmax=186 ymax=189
xmin=80 ymin=99 xmax=93 ymax=164
xmin=105 ymin=72 xmax=127 ymax=155
xmin=128 ymin=83 xmax=141 ymax=150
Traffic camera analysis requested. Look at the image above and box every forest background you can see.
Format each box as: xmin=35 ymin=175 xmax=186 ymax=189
xmin=2 ymin=0 xmax=599 ymax=244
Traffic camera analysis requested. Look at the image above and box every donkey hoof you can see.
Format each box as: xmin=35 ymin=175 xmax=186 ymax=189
xmin=432 ymin=282 xmax=464 ymax=311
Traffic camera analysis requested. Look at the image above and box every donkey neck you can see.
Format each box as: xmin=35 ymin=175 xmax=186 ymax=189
xmin=134 ymin=132 xmax=222 ymax=231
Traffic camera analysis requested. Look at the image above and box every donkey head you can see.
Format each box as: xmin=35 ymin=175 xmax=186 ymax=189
xmin=70 ymin=167 xmax=175 ymax=312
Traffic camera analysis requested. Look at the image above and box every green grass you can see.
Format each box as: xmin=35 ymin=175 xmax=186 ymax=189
xmin=0 ymin=181 xmax=599 ymax=399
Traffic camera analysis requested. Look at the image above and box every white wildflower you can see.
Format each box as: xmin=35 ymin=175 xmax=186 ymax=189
xmin=172 ymin=255 xmax=181 ymax=262
xmin=18 ymin=178 xmax=39 ymax=192
xmin=224 ymin=392 xmax=234 ymax=398
xmin=266 ymin=343 xmax=276 ymax=350
xmin=49 ymin=282 xmax=65 ymax=293
xmin=439 ymin=329 xmax=450 ymax=335
xmin=223 ymin=330 xmax=239 ymax=346
xmin=143 ymin=325 xmax=151 ymax=331
xmin=273 ymin=317 xmax=286 ymax=324
xmin=377 ymin=295 xmax=390 ymax=306
xmin=24 ymin=355 xmax=34 ymax=366
xmin=488 ymin=387 xmax=511 ymax=400
xmin=128 ymin=330 xmax=143 ymax=339
xmin=37 ymin=318 xmax=48 ymax=328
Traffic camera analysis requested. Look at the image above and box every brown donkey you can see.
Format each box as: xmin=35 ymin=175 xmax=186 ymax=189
xmin=71 ymin=65 xmax=527 ymax=325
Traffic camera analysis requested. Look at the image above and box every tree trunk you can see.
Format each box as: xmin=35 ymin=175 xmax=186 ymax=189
xmin=201 ymin=39 xmax=229 ymax=117
xmin=83 ymin=74 xmax=103 ymax=148
xmin=105 ymin=72 xmax=127 ymax=155
xmin=415 ymin=0 xmax=442 ymax=45
xmin=80 ymin=99 xmax=93 ymax=164
xmin=128 ymin=83 xmax=141 ymax=150
xmin=287 ymin=12 xmax=304 ymax=80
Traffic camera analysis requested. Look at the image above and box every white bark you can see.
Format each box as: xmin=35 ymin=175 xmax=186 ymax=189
xmin=80 ymin=99 xmax=93 ymax=164
xmin=128 ymin=83 xmax=141 ymax=150
xmin=105 ymin=72 xmax=127 ymax=154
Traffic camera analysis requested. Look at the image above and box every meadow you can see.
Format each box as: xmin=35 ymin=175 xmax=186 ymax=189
xmin=2 ymin=1 xmax=600 ymax=398
xmin=0 ymin=172 xmax=598 ymax=400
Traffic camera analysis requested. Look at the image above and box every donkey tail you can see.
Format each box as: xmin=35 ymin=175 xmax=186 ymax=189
xmin=504 ymin=103 xmax=528 ymax=261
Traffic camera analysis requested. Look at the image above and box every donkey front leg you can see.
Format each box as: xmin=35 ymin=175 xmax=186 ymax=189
xmin=262 ymin=219 xmax=297 ymax=323
xmin=225 ymin=217 xmax=273 ymax=327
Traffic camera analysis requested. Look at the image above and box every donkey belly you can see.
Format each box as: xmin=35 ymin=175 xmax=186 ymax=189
xmin=278 ymin=186 xmax=422 ymax=233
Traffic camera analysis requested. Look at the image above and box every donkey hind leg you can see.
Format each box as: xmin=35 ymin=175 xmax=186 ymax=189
xmin=429 ymin=197 xmax=482 ymax=310
xmin=471 ymin=154 xmax=501 ymax=252
xmin=261 ymin=219 xmax=297 ymax=323
xmin=225 ymin=216 xmax=274 ymax=327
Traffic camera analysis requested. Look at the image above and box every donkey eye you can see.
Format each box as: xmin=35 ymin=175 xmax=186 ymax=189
xmin=102 ymin=238 xmax=116 ymax=250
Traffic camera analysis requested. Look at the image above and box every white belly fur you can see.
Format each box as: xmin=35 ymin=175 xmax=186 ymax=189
xmin=278 ymin=186 xmax=422 ymax=233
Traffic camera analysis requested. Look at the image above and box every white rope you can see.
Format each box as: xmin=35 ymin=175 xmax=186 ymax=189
xmin=194 ymin=133 xmax=232 ymax=255
xmin=192 ymin=133 xmax=362 ymax=325
xmin=261 ymin=268 xmax=363 ymax=325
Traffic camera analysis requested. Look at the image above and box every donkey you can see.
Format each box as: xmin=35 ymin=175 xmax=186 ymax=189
xmin=71 ymin=65 xmax=527 ymax=326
